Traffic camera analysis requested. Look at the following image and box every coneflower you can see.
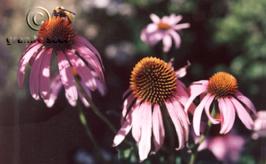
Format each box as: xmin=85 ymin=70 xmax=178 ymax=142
xmin=185 ymin=72 xmax=256 ymax=135
xmin=18 ymin=11 xmax=105 ymax=107
xmin=113 ymin=57 xmax=191 ymax=161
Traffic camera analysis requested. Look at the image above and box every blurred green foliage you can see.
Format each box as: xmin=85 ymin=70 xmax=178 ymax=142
xmin=214 ymin=0 xmax=266 ymax=80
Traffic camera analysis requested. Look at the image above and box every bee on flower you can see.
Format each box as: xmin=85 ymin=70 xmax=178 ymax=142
xmin=113 ymin=57 xmax=191 ymax=161
xmin=18 ymin=7 xmax=106 ymax=107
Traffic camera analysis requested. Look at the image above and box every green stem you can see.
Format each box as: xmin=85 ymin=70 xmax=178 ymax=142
xmin=78 ymin=106 xmax=99 ymax=150
xmin=86 ymin=96 xmax=116 ymax=134
xmin=189 ymin=153 xmax=196 ymax=164
xmin=76 ymin=81 xmax=134 ymax=146
xmin=189 ymin=106 xmax=216 ymax=164
xmin=75 ymin=79 xmax=116 ymax=134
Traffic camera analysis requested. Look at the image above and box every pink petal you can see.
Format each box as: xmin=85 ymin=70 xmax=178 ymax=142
xmin=23 ymin=42 xmax=39 ymax=54
xmin=138 ymin=103 xmax=152 ymax=161
xmin=131 ymin=103 xmax=142 ymax=143
xmin=175 ymin=80 xmax=196 ymax=114
xmin=174 ymin=23 xmax=190 ymax=30
xmin=166 ymin=102 xmax=185 ymax=150
xmin=162 ymin=35 xmax=172 ymax=52
xmin=74 ymin=45 xmax=104 ymax=82
xmin=175 ymin=61 xmax=191 ymax=78
xmin=150 ymin=13 xmax=160 ymax=23
xmin=217 ymin=98 xmax=227 ymax=133
xmin=113 ymin=107 xmax=135 ymax=147
xmin=146 ymin=24 xmax=158 ymax=33
xmin=152 ymin=104 xmax=165 ymax=152
xmin=29 ymin=48 xmax=46 ymax=100
xmin=219 ymin=98 xmax=235 ymax=134
xmin=121 ymin=93 xmax=135 ymax=123
xmin=44 ymin=75 xmax=62 ymax=108
xmin=236 ymin=91 xmax=256 ymax=114
xmin=184 ymin=81 xmax=208 ymax=112
xmin=169 ymin=15 xmax=182 ymax=25
xmin=57 ymin=51 xmax=78 ymax=106
xmin=17 ymin=43 xmax=42 ymax=87
xmin=192 ymin=80 xmax=209 ymax=86
xmin=40 ymin=48 xmax=52 ymax=99
xmin=193 ymin=94 xmax=211 ymax=136
xmin=66 ymin=50 xmax=101 ymax=93
xmin=204 ymin=95 xmax=219 ymax=124
xmin=171 ymin=100 xmax=189 ymax=141
xmin=79 ymin=92 xmax=90 ymax=107
xmin=169 ymin=30 xmax=181 ymax=48
xmin=230 ymin=97 xmax=254 ymax=129
xmin=74 ymin=36 xmax=103 ymax=65
xmin=141 ymin=30 xmax=164 ymax=46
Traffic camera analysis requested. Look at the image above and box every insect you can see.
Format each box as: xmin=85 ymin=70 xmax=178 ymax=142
xmin=52 ymin=6 xmax=76 ymax=23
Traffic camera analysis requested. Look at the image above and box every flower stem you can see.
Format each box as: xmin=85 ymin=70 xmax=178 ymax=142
xmin=189 ymin=107 xmax=216 ymax=164
xmin=189 ymin=153 xmax=196 ymax=164
xmin=75 ymin=80 xmax=116 ymax=134
xmin=86 ymin=96 xmax=117 ymax=134
xmin=77 ymin=106 xmax=99 ymax=150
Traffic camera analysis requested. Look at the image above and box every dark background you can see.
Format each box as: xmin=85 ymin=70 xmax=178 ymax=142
xmin=0 ymin=0 xmax=265 ymax=163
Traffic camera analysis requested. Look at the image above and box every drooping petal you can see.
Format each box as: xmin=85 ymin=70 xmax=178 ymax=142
xmin=152 ymin=104 xmax=165 ymax=152
xmin=74 ymin=44 xmax=104 ymax=82
xmin=29 ymin=48 xmax=46 ymax=100
xmin=162 ymin=35 xmax=172 ymax=52
xmin=204 ymin=95 xmax=219 ymax=124
xmin=150 ymin=13 xmax=160 ymax=23
xmin=193 ymin=94 xmax=211 ymax=136
xmin=223 ymin=98 xmax=236 ymax=134
xmin=138 ymin=103 xmax=152 ymax=161
xmin=235 ymin=91 xmax=256 ymax=114
xmin=131 ymin=103 xmax=142 ymax=143
xmin=219 ymin=98 xmax=235 ymax=134
xmin=57 ymin=51 xmax=78 ymax=106
xmin=67 ymin=50 xmax=102 ymax=95
xmin=43 ymin=75 xmax=62 ymax=108
xmin=40 ymin=48 xmax=52 ymax=100
xmin=184 ymin=81 xmax=208 ymax=112
xmin=121 ymin=94 xmax=135 ymax=123
xmin=78 ymin=92 xmax=90 ymax=107
xmin=17 ymin=43 xmax=42 ymax=87
xmin=113 ymin=106 xmax=135 ymax=147
xmin=230 ymin=97 xmax=254 ymax=129
xmin=166 ymin=102 xmax=185 ymax=150
xmin=74 ymin=36 xmax=103 ymax=66
xmin=171 ymin=100 xmax=189 ymax=141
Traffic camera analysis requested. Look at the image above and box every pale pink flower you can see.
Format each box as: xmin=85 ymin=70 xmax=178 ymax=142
xmin=113 ymin=57 xmax=191 ymax=161
xmin=252 ymin=111 xmax=266 ymax=139
xmin=198 ymin=134 xmax=245 ymax=162
xmin=17 ymin=16 xmax=105 ymax=107
xmin=141 ymin=13 xmax=190 ymax=53
xmin=185 ymin=72 xmax=256 ymax=136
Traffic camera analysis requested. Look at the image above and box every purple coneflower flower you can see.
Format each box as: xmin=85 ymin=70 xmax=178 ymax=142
xmin=185 ymin=72 xmax=256 ymax=135
xmin=141 ymin=13 xmax=190 ymax=53
xmin=18 ymin=16 xmax=105 ymax=107
xmin=198 ymin=134 xmax=245 ymax=162
xmin=113 ymin=57 xmax=190 ymax=161
xmin=252 ymin=111 xmax=266 ymax=139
